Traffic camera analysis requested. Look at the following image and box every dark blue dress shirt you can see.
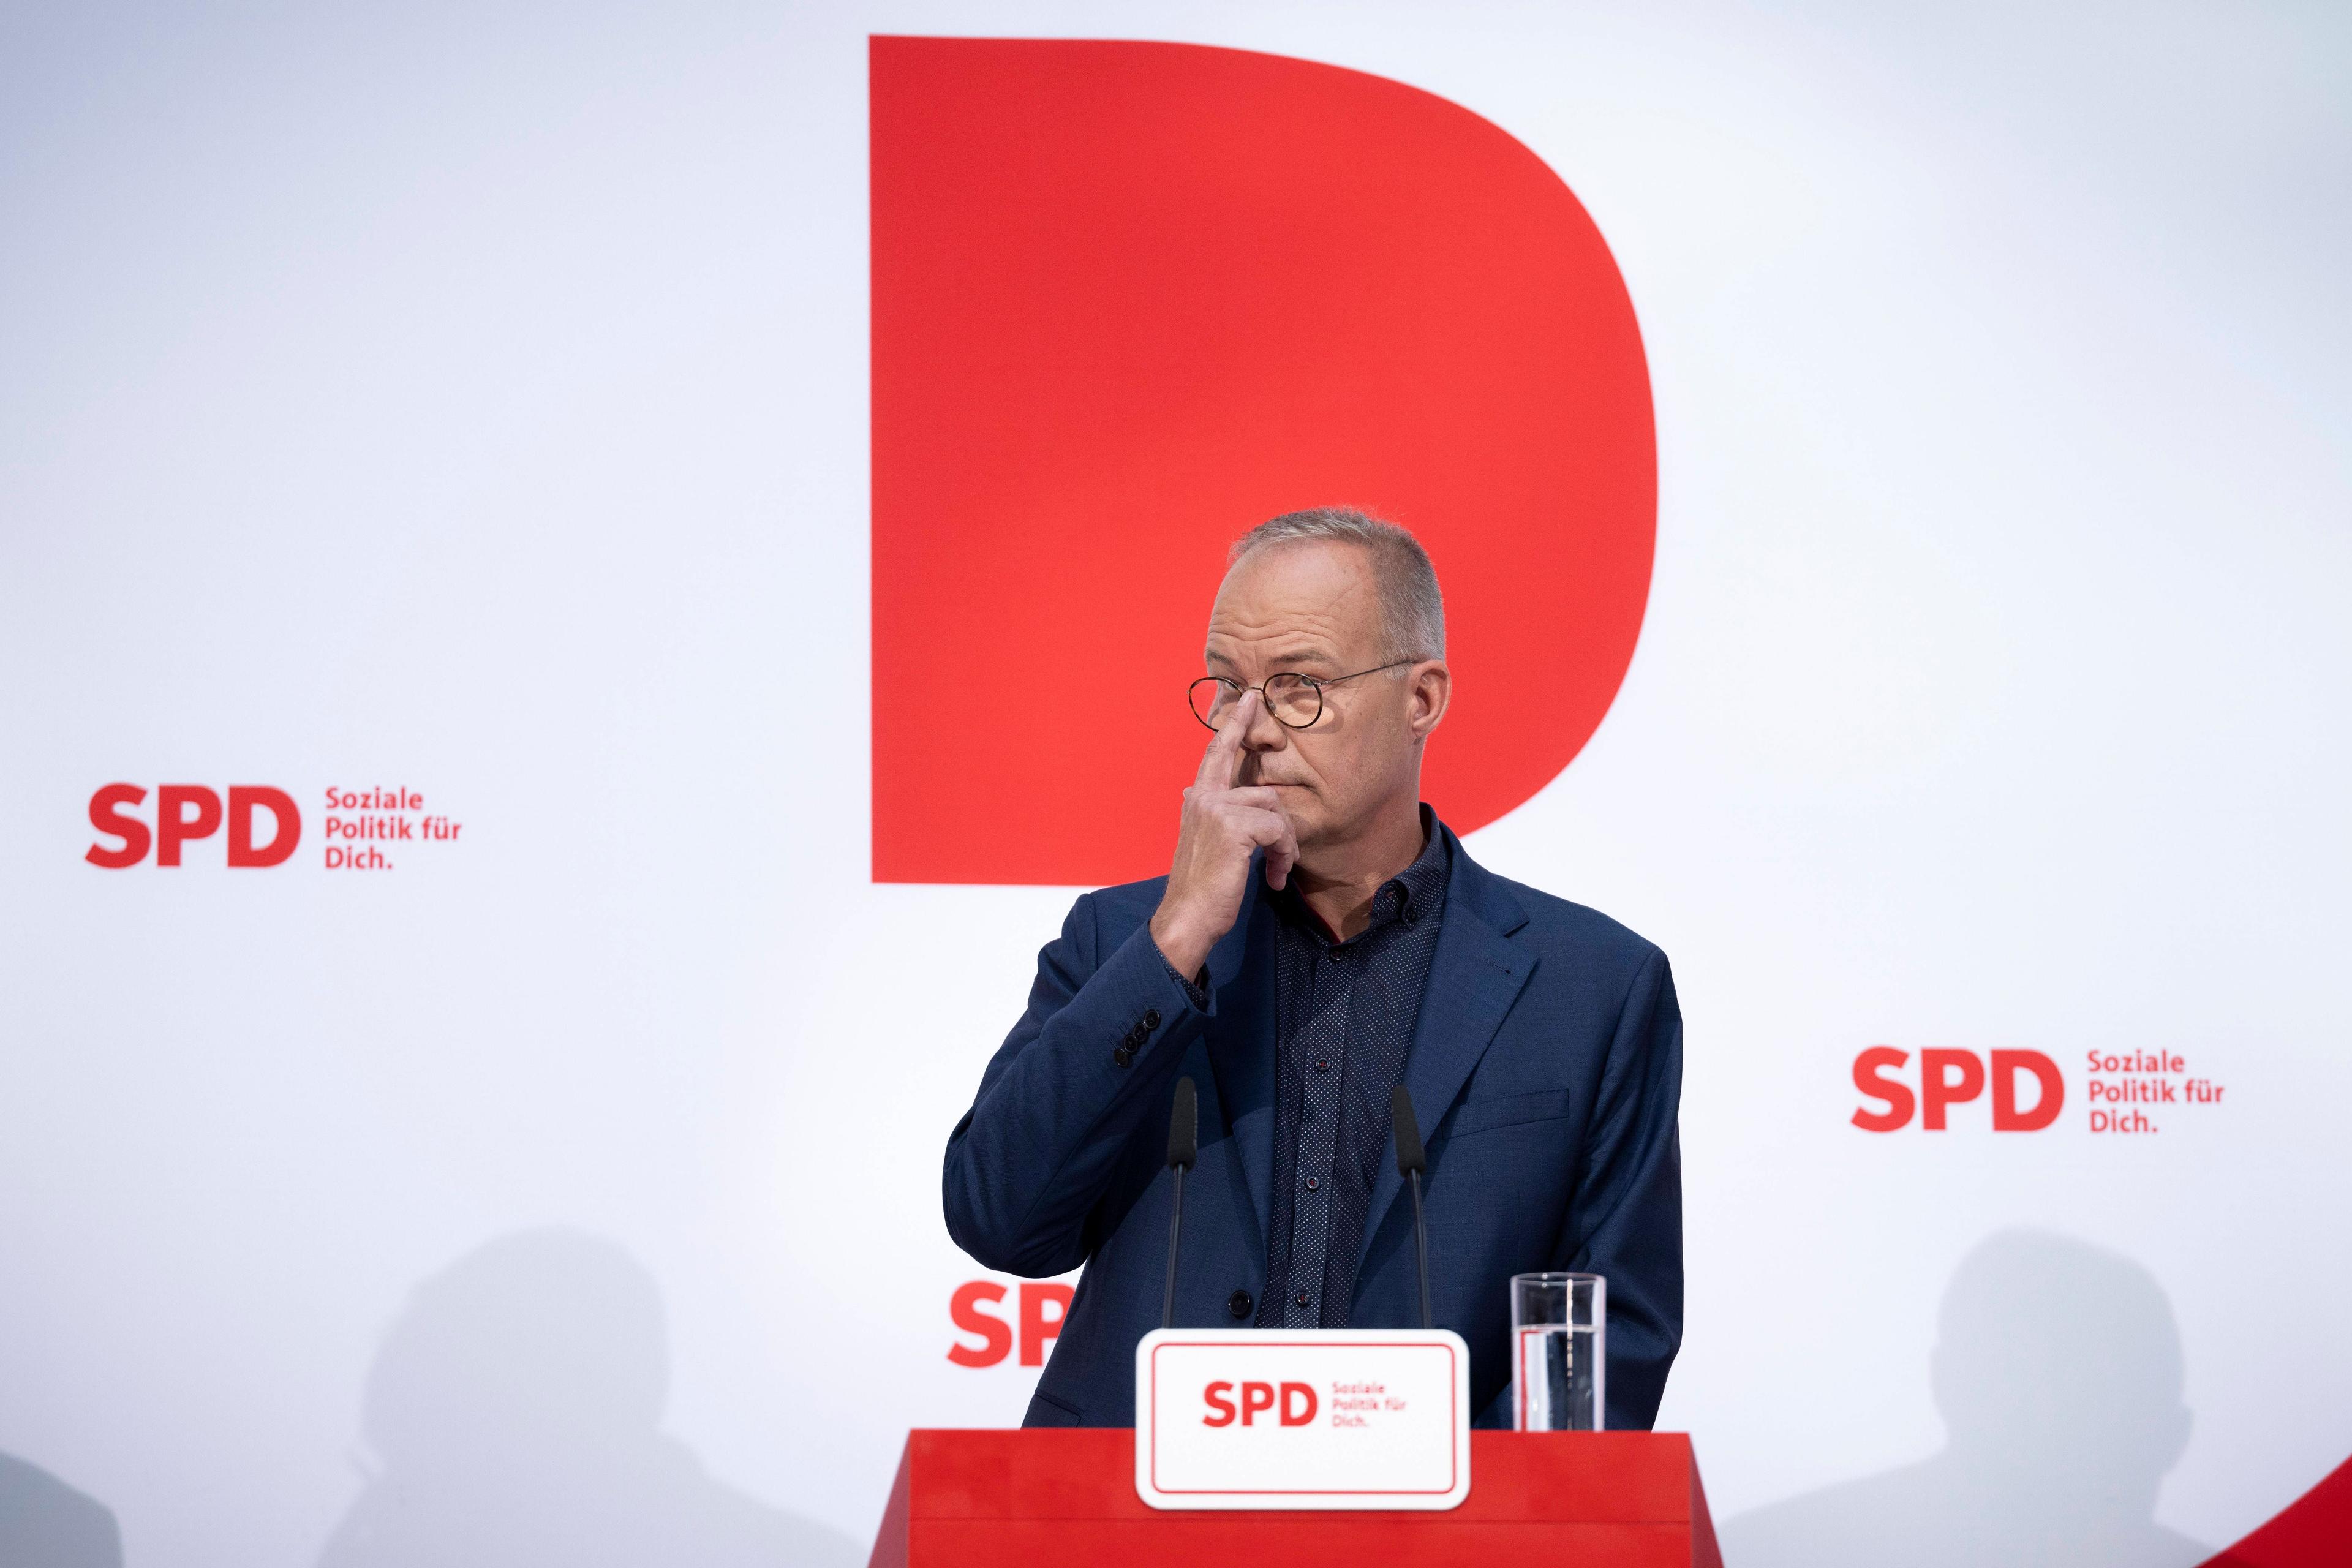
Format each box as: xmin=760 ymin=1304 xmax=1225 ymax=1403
xmin=1254 ymin=808 xmax=1450 ymax=1327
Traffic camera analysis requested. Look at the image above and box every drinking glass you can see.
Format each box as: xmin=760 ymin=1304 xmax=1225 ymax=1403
xmin=1511 ymin=1272 xmax=1605 ymax=1431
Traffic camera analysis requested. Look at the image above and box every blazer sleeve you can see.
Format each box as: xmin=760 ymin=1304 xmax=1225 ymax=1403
xmin=942 ymin=894 xmax=1214 ymax=1277
xmin=1560 ymin=945 xmax=1684 ymax=1430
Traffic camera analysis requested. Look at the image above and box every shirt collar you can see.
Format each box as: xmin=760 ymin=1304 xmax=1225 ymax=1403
xmin=1385 ymin=802 xmax=1451 ymax=927
xmin=1275 ymin=803 xmax=1452 ymax=943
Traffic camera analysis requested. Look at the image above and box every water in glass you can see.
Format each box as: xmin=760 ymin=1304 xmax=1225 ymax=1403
xmin=1516 ymin=1323 xmax=1602 ymax=1431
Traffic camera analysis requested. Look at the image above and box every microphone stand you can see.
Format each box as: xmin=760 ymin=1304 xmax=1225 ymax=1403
xmin=1408 ymin=1164 xmax=1432 ymax=1332
xmin=1392 ymin=1084 xmax=1434 ymax=1330
xmin=1163 ymin=1076 xmax=1197 ymax=1329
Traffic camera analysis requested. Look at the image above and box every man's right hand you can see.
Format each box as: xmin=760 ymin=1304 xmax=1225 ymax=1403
xmin=1148 ymin=690 xmax=1300 ymax=982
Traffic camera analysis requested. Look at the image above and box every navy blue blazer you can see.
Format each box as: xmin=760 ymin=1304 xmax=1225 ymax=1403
xmin=943 ymin=823 xmax=1683 ymax=1430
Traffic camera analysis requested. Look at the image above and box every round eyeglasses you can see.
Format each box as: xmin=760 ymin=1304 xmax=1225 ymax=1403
xmin=1188 ymin=662 xmax=1417 ymax=731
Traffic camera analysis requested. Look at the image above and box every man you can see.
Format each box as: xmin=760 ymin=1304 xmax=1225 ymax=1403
xmin=943 ymin=507 xmax=1683 ymax=1429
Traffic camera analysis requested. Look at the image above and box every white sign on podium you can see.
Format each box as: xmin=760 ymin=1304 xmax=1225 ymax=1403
xmin=1133 ymin=1327 xmax=1472 ymax=1510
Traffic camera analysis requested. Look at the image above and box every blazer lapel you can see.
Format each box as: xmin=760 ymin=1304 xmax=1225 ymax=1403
xmin=1204 ymin=881 xmax=1280 ymax=1256
xmin=1360 ymin=837 xmax=1534 ymax=1267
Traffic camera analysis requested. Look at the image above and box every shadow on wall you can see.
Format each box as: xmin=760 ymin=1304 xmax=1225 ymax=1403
xmin=1724 ymin=1228 xmax=2208 ymax=1568
xmin=316 ymin=1228 xmax=864 ymax=1568
xmin=0 ymin=1453 xmax=121 ymax=1567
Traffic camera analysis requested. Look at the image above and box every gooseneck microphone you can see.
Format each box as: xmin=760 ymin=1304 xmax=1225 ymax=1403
xmin=1162 ymin=1076 xmax=1198 ymax=1329
xmin=1391 ymin=1085 xmax=1434 ymax=1330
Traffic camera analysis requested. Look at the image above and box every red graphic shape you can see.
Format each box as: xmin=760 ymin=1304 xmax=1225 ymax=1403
xmin=872 ymin=37 xmax=1655 ymax=884
xmin=2201 ymin=1454 xmax=2352 ymax=1566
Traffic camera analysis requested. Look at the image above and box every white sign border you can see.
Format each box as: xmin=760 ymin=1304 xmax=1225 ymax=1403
xmin=1133 ymin=1326 xmax=1473 ymax=1510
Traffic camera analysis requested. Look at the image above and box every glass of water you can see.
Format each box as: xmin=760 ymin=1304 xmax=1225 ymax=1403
xmin=1511 ymin=1272 xmax=1605 ymax=1431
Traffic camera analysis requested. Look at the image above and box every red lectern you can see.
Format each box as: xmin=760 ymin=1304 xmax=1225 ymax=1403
xmin=869 ymin=1429 xmax=1722 ymax=1567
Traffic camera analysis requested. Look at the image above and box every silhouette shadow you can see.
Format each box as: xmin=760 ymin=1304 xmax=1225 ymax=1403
xmin=0 ymin=1452 xmax=121 ymax=1567
xmin=316 ymin=1229 xmax=862 ymax=1568
xmin=1724 ymin=1228 xmax=2207 ymax=1568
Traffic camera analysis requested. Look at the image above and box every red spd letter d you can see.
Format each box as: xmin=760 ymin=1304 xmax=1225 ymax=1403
xmin=1991 ymin=1050 xmax=2064 ymax=1132
xmin=1279 ymin=1381 xmax=1318 ymax=1426
xmin=227 ymin=786 xmax=301 ymax=868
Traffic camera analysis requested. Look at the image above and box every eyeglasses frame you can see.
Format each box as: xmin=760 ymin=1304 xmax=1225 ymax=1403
xmin=1186 ymin=660 xmax=1423 ymax=732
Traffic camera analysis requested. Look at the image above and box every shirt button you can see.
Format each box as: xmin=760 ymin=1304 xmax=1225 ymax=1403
xmin=1303 ymin=1175 xmax=1321 ymax=1193
xmin=1313 ymin=1058 xmax=1330 ymax=1074
xmin=1295 ymin=1289 xmax=1312 ymax=1310
xmin=1227 ymin=1289 xmax=1254 ymax=1319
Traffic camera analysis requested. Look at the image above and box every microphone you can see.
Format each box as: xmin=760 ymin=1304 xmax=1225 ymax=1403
xmin=1162 ymin=1076 xmax=1198 ymax=1329
xmin=1391 ymin=1085 xmax=1433 ymax=1330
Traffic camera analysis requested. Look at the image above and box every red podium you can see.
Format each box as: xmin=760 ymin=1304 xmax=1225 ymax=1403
xmin=869 ymin=1428 xmax=1723 ymax=1567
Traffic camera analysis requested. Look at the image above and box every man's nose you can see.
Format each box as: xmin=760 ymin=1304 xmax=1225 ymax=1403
xmin=1240 ymin=697 xmax=1288 ymax=751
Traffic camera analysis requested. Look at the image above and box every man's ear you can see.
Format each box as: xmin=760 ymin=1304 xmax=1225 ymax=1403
xmin=1409 ymin=660 xmax=1451 ymax=739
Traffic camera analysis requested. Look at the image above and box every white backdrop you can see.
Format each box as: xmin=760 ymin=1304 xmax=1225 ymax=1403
xmin=3 ymin=2 xmax=2348 ymax=1564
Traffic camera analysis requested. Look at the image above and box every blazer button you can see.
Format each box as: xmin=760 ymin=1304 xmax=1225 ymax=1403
xmin=1113 ymin=1046 xmax=1133 ymax=1068
xmin=1142 ymin=1009 xmax=1161 ymax=1030
xmin=1227 ymin=1289 xmax=1254 ymax=1320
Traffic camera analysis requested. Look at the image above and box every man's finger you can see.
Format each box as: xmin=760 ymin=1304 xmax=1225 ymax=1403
xmin=1220 ymin=786 xmax=1294 ymax=813
xmin=1227 ymin=805 xmax=1298 ymax=858
xmin=1262 ymin=813 xmax=1301 ymax=891
xmin=1193 ymin=688 xmax=1258 ymax=790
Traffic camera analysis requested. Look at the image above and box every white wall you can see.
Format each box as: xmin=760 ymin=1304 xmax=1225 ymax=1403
xmin=1 ymin=2 xmax=2346 ymax=1562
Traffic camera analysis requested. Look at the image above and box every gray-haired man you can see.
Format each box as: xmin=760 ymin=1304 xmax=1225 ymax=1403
xmin=944 ymin=508 xmax=1684 ymax=1429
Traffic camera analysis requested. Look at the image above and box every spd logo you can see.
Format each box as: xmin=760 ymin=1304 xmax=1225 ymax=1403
xmin=86 ymin=785 xmax=300 ymax=869
xmin=1202 ymin=1381 xmax=1319 ymax=1427
xmin=1851 ymin=1047 xmax=2064 ymax=1132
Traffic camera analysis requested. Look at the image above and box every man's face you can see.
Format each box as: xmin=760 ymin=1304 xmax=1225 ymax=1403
xmin=1202 ymin=541 xmax=1445 ymax=853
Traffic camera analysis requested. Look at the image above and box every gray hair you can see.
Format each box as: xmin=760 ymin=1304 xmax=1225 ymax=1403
xmin=1229 ymin=507 xmax=1446 ymax=662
